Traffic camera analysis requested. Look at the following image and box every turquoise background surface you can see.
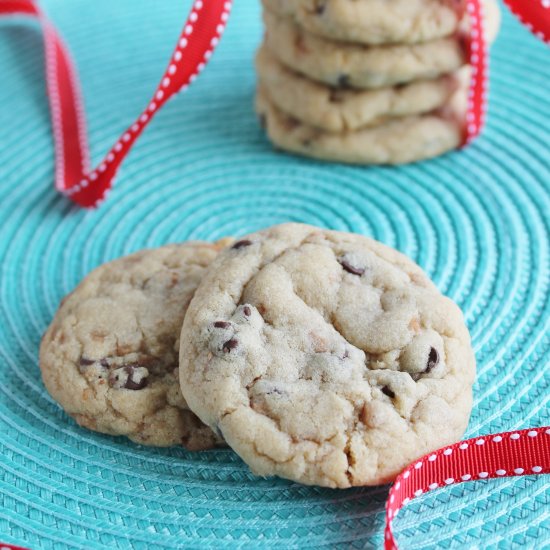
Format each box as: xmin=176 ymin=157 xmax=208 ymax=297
xmin=0 ymin=0 xmax=548 ymax=548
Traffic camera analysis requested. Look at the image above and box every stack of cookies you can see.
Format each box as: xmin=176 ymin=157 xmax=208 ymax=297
xmin=256 ymin=0 xmax=500 ymax=165
xmin=40 ymin=224 xmax=475 ymax=488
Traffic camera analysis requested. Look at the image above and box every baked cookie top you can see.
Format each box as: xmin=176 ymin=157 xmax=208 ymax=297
xmin=179 ymin=224 xmax=475 ymax=487
xmin=40 ymin=241 xmax=231 ymax=449
xmin=261 ymin=0 xmax=464 ymax=46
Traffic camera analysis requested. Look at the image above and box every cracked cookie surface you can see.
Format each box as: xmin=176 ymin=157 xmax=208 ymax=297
xmin=40 ymin=241 xmax=231 ymax=448
xmin=179 ymin=224 xmax=475 ymax=487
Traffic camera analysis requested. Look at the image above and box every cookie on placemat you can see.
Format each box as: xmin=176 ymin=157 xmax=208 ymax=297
xmin=263 ymin=1 xmax=500 ymax=91
xmin=179 ymin=224 xmax=475 ymax=488
xmin=263 ymin=10 xmax=465 ymax=89
xmin=256 ymin=84 xmax=466 ymax=165
xmin=261 ymin=0 xmax=465 ymax=46
xmin=40 ymin=241 xmax=231 ymax=449
xmin=256 ymin=44 xmax=463 ymax=132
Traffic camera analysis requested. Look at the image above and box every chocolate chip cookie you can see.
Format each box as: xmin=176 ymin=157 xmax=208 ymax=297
xmin=256 ymin=43 xmax=463 ymax=132
xmin=263 ymin=1 xmax=499 ymax=91
xmin=263 ymin=10 xmax=466 ymax=90
xmin=40 ymin=241 xmax=231 ymax=449
xmin=255 ymin=82 xmax=467 ymax=165
xmin=179 ymin=224 xmax=475 ymax=488
xmin=261 ymin=0 xmax=465 ymax=46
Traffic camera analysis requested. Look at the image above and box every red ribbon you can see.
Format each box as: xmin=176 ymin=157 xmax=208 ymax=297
xmin=385 ymin=426 xmax=550 ymax=549
xmin=0 ymin=0 xmax=232 ymax=208
xmin=503 ymin=0 xmax=550 ymax=43
xmin=463 ymin=0 xmax=487 ymax=145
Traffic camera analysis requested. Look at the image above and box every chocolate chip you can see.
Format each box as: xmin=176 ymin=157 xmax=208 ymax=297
xmin=426 ymin=347 xmax=439 ymax=372
xmin=78 ymin=357 xmax=104 ymax=374
xmin=337 ymin=74 xmax=351 ymax=89
xmin=329 ymin=89 xmax=345 ymax=103
xmin=79 ymin=357 xmax=110 ymax=374
xmin=342 ymin=350 xmax=350 ymax=359
xmin=109 ymin=365 xmax=148 ymax=390
xmin=222 ymin=338 xmax=239 ymax=353
xmin=266 ymin=387 xmax=284 ymax=396
xmin=286 ymin=116 xmax=301 ymax=130
xmin=232 ymin=240 xmax=252 ymax=249
xmin=339 ymin=259 xmax=365 ymax=276
xmin=214 ymin=321 xmax=231 ymax=328
xmin=243 ymin=306 xmax=252 ymax=317
xmin=381 ymin=386 xmax=395 ymax=399
xmin=259 ymin=113 xmax=267 ymax=129
xmin=314 ymin=2 xmax=326 ymax=15
xmin=121 ymin=365 xmax=148 ymax=390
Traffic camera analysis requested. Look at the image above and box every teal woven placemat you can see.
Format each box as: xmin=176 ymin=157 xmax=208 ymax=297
xmin=0 ymin=1 xmax=548 ymax=548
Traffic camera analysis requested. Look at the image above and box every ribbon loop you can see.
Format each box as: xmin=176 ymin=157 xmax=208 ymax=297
xmin=385 ymin=426 xmax=550 ymax=549
xmin=0 ymin=0 xmax=232 ymax=208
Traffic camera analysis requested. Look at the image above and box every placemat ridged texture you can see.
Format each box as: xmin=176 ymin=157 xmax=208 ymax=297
xmin=0 ymin=1 xmax=548 ymax=548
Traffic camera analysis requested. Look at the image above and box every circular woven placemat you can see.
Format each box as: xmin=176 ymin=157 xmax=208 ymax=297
xmin=0 ymin=1 xmax=548 ymax=548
